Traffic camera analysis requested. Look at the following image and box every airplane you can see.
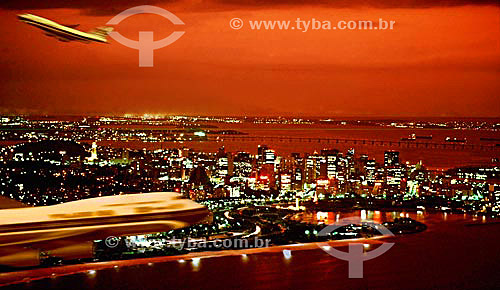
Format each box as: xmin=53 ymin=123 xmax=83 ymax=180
xmin=17 ymin=13 xmax=113 ymax=43
xmin=0 ymin=192 xmax=210 ymax=267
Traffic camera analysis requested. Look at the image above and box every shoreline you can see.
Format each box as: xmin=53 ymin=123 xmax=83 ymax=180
xmin=0 ymin=235 xmax=394 ymax=287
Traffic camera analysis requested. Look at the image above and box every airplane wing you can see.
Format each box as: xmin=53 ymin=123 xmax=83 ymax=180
xmin=63 ymin=24 xmax=79 ymax=28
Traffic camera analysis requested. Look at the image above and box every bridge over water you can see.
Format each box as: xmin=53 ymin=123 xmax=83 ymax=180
xmin=208 ymin=136 xmax=499 ymax=152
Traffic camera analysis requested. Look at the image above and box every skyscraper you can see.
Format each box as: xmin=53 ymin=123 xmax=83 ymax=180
xmin=257 ymin=145 xmax=268 ymax=164
xmin=384 ymin=151 xmax=402 ymax=194
xmin=384 ymin=151 xmax=400 ymax=167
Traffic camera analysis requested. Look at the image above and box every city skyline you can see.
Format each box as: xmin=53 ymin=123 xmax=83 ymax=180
xmin=1 ymin=120 xmax=498 ymax=277
xmin=1 ymin=1 xmax=500 ymax=288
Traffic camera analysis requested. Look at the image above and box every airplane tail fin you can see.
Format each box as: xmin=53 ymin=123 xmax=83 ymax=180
xmin=88 ymin=26 xmax=114 ymax=40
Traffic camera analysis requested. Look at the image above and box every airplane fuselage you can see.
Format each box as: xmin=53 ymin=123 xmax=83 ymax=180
xmin=18 ymin=14 xmax=109 ymax=43
xmin=0 ymin=192 xmax=210 ymax=267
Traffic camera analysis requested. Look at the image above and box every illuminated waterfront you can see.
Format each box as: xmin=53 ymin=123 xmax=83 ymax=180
xmin=1 ymin=116 xmax=499 ymax=168
xmin=2 ymin=211 xmax=500 ymax=289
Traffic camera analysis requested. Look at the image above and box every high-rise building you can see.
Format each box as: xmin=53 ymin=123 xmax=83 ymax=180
xmin=265 ymin=149 xmax=276 ymax=166
xmin=384 ymin=151 xmax=400 ymax=167
xmin=293 ymin=167 xmax=303 ymax=190
xmin=325 ymin=153 xmax=338 ymax=179
xmin=386 ymin=166 xmax=403 ymax=190
xmin=233 ymin=152 xmax=252 ymax=177
xmin=257 ymin=145 xmax=269 ymax=164
xmin=280 ymin=172 xmax=292 ymax=191
xmin=304 ymin=154 xmax=317 ymax=183
xmin=217 ymin=156 xmax=228 ymax=178
xmin=258 ymin=146 xmax=276 ymax=171
xmin=384 ymin=151 xmax=402 ymax=194
xmin=365 ymin=159 xmax=376 ymax=185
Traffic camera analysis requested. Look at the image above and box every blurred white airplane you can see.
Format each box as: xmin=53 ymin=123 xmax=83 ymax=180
xmin=0 ymin=192 xmax=210 ymax=267
xmin=18 ymin=13 xmax=113 ymax=43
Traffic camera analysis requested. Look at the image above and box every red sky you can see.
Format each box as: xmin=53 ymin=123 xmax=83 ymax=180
xmin=0 ymin=1 xmax=499 ymax=117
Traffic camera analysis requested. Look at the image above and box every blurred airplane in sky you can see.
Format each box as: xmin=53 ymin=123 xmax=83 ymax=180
xmin=17 ymin=13 xmax=113 ymax=43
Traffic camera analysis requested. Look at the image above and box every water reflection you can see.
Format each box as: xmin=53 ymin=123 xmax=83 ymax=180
xmin=292 ymin=209 xmax=482 ymax=225
xmin=6 ymin=211 xmax=500 ymax=290
xmin=191 ymin=258 xmax=201 ymax=271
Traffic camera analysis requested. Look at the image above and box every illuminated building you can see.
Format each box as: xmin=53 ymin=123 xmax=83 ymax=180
xmin=280 ymin=173 xmax=292 ymax=191
xmin=293 ymin=167 xmax=303 ymax=190
xmin=217 ymin=156 xmax=229 ymax=178
xmin=321 ymin=149 xmax=340 ymax=181
xmin=365 ymin=159 xmax=376 ymax=185
xmin=87 ymin=142 xmax=98 ymax=162
xmin=384 ymin=151 xmax=400 ymax=167
xmin=216 ymin=147 xmax=233 ymax=179
xmin=233 ymin=152 xmax=252 ymax=177
xmin=264 ymin=149 xmax=276 ymax=167
xmin=304 ymin=155 xmax=317 ymax=183
xmin=257 ymin=145 xmax=269 ymax=165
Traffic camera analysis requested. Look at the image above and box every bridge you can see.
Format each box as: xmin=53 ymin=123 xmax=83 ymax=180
xmin=208 ymin=136 xmax=499 ymax=151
